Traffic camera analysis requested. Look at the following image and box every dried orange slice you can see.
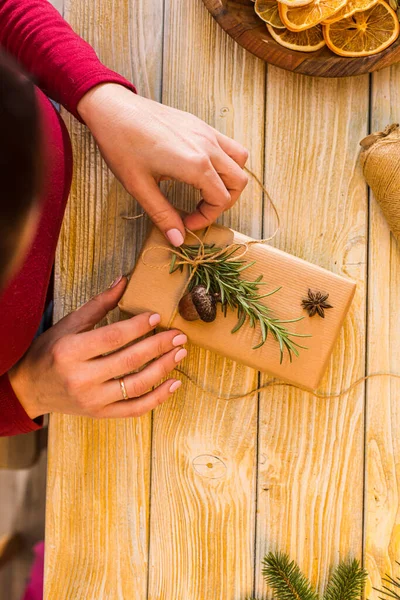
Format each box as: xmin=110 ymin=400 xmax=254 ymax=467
xmin=267 ymin=23 xmax=326 ymax=49
xmin=255 ymin=0 xmax=285 ymax=27
xmin=277 ymin=0 xmax=315 ymax=9
xmin=323 ymin=0 xmax=378 ymax=24
xmin=279 ymin=0 xmax=347 ymax=31
xmin=323 ymin=0 xmax=400 ymax=55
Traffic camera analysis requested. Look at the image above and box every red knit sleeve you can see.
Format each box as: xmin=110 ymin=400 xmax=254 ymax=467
xmin=0 ymin=0 xmax=137 ymax=120
xmin=0 ymin=374 xmax=43 ymax=437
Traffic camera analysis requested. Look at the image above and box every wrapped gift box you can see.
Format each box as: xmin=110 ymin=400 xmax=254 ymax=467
xmin=119 ymin=223 xmax=356 ymax=391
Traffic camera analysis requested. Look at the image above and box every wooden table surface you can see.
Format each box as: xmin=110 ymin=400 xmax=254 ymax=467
xmin=44 ymin=0 xmax=400 ymax=598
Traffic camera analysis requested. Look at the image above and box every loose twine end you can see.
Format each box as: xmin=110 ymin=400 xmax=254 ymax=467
xmin=173 ymin=368 xmax=400 ymax=401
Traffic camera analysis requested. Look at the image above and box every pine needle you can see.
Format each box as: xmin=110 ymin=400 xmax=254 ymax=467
xmin=374 ymin=562 xmax=400 ymax=600
xmin=323 ymin=559 xmax=367 ymax=600
xmin=262 ymin=552 xmax=318 ymax=600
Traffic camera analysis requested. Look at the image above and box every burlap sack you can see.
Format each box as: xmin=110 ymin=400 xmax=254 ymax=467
xmin=360 ymin=123 xmax=400 ymax=243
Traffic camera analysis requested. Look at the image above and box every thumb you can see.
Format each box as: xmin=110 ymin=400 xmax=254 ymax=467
xmin=133 ymin=176 xmax=185 ymax=247
xmin=53 ymin=276 xmax=128 ymax=336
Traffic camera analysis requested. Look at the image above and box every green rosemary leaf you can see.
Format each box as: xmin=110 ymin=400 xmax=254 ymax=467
xmin=236 ymin=260 xmax=257 ymax=273
xmin=291 ymin=342 xmax=308 ymax=351
xmin=275 ymin=317 xmax=304 ymax=324
xmin=204 ymin=267 xmax=211 ymax=292
xmin=231 ymin=310 xmax=246 ymax=334
xmin=277 ymin=332 xmax=284 ymax=358
xmin=284 ymin=338 xmax=300 ymax=358
xmin=280 ymin=345 xmax=290 ymax=363
xmin=260 ymin=317 xmax=268 ymax=341
xmin=252 ymin=339 xmax=265 ymax=350
xmin=180 ymin=247 xmax=191 ymax=261
xmin=225 ymin=296 xmax=236 ymax=311
xmin=255 ymin=286 xmax=282 ymax=300
xmin=252 ymin=320 xmax=268 ymax=350
xmin=220 ymin=284 xmax=225 ymax=305
xmin=169 ymin=252 xmax=178 ymax=274
xmin=239 ymin=298 xmax=250 ymax=310
xmin=222 ymin=245 xmax=246 ymax=261
xmin=219 ymin=280 xmax=240 ymax=292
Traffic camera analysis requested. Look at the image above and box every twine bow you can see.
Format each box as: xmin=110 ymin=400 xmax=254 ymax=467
xmin=124 ymin=166 xmax=281 ymax=329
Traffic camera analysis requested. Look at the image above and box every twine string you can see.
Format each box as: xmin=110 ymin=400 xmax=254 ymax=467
xmin=122 ymin=167 xmax=400 ymax=401
xmin=173 ymin=368 xmax=400 ymax=401
xmin=133 ymin=166 xmax=281 ymax=328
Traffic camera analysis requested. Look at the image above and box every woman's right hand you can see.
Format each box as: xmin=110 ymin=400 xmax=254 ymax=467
xmin=8 ymin=276 xmax=186 ymax=420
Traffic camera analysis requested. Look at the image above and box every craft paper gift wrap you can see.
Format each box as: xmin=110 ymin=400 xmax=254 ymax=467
xmin=119 ymin=223 xmax=356 ymax=391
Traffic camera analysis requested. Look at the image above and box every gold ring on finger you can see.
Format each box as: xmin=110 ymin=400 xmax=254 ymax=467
xmin=119 ymin=377 xmax=129 ymax=401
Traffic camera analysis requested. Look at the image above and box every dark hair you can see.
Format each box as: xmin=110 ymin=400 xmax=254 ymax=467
xmin=0 ymin=49 xmax=41 ymax=286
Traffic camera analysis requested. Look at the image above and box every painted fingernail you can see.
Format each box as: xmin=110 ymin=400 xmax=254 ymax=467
xmin=149 ymin=313 xmax=161 ymax=327
xmin=166 ymin=228 xmax=184 ymax=247
xmin=172 ymin=334 xmax=187 ymax=347
xmin=109 ymin=274 xmax=123 ymax=289
xmin=169 ymin=380 xmax=182 ymax=394
xmin=174 ymin=348 xmax=187 ymax=363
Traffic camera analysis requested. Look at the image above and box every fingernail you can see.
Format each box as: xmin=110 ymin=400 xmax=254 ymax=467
xmin=149 ymin=313 xmax=161 ymax=327
xmin=174 ymin=348 xmax=187 ymax=363
xmin=166 ymin=228 xmax=184 ymax=247
xmin=169 ymin=380 xmax=182 ymax=394
xmin=172 ymin=334 xmax=187 ymax=347
xmin=109 ymin=274 xmax=123 ymax=289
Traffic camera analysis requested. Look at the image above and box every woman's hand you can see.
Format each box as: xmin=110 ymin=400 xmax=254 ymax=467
xmin=9 ymin=277 xmax=186 ymax=420
xmin=77 ymin=83 xmax=249 ymax=247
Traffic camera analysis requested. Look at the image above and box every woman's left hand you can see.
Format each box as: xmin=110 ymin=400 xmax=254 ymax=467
xmin=77 ymin=83 xmax=249 ymax=247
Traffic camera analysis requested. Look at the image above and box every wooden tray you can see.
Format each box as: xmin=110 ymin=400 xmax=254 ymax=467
xmin=202 ymin=0 xmax=400 ymax=77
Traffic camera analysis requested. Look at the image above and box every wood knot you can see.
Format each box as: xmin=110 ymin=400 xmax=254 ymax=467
xmin=192 ymin=454 xmax=227 ymax=479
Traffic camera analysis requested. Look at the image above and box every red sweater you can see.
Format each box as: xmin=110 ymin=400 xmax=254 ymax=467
xmin=0 ymin=0 xmax=136 ymax=436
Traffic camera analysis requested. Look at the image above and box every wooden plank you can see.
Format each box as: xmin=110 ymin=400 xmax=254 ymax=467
xmin=365 ymin=64 xmax=400 ymax=598
xmin=146 ymin=1 xmax=266 ymax=598
xmin=44 ymin=0 xmax=164 ymax=597
xmin=255 ymin=70 xmax=370 ymax=596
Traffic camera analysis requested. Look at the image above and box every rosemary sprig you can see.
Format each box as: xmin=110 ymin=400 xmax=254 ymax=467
xmin=170 ymin=243 xmax=310 ymax=363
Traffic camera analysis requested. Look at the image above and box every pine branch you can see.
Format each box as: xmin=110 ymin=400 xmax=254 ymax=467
xmin=323 ymin=559 xmax=367 ymax=600
xmin=374 ymin=562 xmax=400 ymax=600
xmin=262 ymin=552 xmax=318 ymax=600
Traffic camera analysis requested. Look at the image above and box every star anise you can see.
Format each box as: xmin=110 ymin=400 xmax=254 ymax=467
xmin=301 ymin=289 xmax=333 ymax=318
